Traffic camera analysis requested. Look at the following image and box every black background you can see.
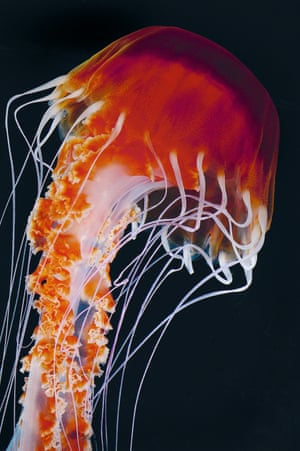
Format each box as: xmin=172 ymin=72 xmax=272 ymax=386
xmin=0 ymin=1 xmax=299 ymax=450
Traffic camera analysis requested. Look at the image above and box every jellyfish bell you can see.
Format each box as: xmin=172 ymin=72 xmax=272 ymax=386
xmin=1 ymin=26 xmax=278 ymax=450
xmin=54 ymin=25 xmax=278 ymax=270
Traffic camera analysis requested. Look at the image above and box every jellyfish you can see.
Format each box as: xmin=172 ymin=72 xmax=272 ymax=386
xmin=0 ymin=26 xmax=279 ymax=450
